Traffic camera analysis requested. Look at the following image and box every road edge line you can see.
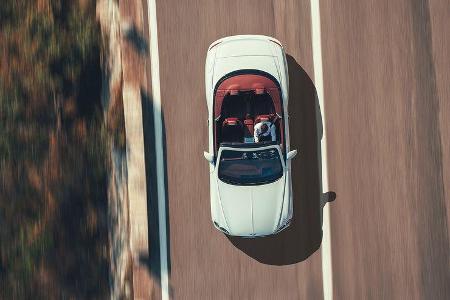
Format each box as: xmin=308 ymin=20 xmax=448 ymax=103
xmin=146 ymin=1 xmax=170 ymax=299
xmin=310 ymin=1 xmax=333 ymax=300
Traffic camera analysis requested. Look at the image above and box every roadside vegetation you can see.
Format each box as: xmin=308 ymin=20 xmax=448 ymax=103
xmin=0 ymin=0 xmax=110 ymax=298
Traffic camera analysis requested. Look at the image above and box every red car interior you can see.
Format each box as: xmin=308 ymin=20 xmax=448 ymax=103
xmin=213 ymin=74 xmax=285 ymax=154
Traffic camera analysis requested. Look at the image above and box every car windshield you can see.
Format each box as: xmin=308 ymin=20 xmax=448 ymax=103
xmin=218 ymin=148 xmax=283 ymax=185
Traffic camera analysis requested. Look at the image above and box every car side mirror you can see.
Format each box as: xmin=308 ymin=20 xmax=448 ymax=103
xmin=203 ymin=151 xmax=215 ymax=163
xmin=287 ymin=150 xmax=298 ymax=160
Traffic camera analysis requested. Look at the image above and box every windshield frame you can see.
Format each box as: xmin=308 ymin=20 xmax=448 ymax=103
xmin=216 ymin=145 xmax=285 ymax=186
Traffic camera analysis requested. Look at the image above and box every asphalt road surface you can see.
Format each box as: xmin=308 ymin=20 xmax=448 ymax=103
xmin=137 ymin=0 xmax=450 ymax=299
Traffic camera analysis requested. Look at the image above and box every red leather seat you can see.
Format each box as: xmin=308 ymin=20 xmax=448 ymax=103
xmin=255 ymin=114 xmax=273 ymax=124
xmin=222 ymin=118 xmax=244 ymax=143
xmin=222 ymin=117 xmax=241 ymax=127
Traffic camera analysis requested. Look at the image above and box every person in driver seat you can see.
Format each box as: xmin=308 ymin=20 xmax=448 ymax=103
xmin=254 ymin=121 xmax=276 ymax=143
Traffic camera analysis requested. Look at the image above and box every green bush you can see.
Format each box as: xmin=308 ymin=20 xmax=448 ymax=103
xmin=0 ymin=1 xmax=110 ymax=298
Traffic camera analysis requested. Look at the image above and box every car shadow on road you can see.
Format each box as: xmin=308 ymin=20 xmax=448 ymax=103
xmin=228 ymin=55 xmax=336 ymax=265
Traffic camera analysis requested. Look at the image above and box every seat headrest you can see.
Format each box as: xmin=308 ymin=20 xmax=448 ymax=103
xmin=255 ymin=114 xmax=272 ymax=123
xmin=223 ymin=117 xmax=241 ymax=126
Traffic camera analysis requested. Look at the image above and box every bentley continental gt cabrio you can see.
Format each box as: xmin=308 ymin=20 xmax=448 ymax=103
xmin=204 ymin=35 xmax=297 ymax=237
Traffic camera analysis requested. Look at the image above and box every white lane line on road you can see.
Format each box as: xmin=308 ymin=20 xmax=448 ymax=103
xmin=310 ymin=1 xmax=333 ymax=300
xmin=147 ymin=1 xmax=170 ymax=299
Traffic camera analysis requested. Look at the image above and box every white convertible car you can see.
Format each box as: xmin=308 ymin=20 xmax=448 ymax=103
xmin=204 ymin=35 xmax=297 ymax=237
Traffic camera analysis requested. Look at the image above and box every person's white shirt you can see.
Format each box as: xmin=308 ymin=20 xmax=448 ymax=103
xmin=254 ymin=121 xmax=276 ymax=142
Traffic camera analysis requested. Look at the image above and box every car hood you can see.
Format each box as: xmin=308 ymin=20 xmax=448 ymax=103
xmin=216 ymin=176 xmax=286 ymax=236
